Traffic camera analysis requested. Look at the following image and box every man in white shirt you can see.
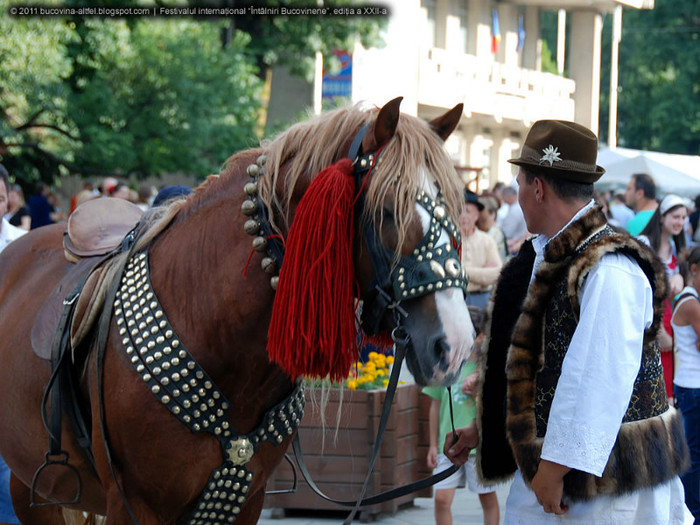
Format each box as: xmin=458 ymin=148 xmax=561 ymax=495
xmin=446 ymin=120 xmax=688 ymax=524
xmin=500 ymin=186 xmax=529 ymax=254
xmin=0 ymin=164 xmax=27 ymax=254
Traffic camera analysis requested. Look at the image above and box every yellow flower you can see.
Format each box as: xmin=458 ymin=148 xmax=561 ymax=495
xmin=386 ymin=356 xmax=395 ymax=365
xmin=347 ymin=379 xmax=358 ymax=390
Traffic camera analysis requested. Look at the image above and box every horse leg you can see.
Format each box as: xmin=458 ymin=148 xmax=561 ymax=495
xmin=101 ymin=485 xmax=159 ymax=525
xmin=233 ymin=489 xmax=265 ymax=525
xmin=9 ymin=474 xmax=66 ymax=525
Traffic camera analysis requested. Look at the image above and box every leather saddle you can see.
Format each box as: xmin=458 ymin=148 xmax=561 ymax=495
xmin=31 ymin=198 xmax=144 ymax=360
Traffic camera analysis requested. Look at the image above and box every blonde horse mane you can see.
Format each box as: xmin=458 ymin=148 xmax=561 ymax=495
xmin=251 ymin=103 xmax=463 ymax=256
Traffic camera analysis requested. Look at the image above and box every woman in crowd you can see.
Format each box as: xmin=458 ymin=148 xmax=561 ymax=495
xmin=476 ymin=194 xmax=507 ymax=262
xmin=5 ymin=184 xmax=30 ymax=231
xmin=460 ymin=189 xmax=502 ymax=310
xmin=638 ymin=194 xmax=689 ymax=401
xmin=671 ymin=245 xmax=700 ymax=523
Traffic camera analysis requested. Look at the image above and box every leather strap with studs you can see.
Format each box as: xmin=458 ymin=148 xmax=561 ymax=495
xmin=114 ymin=252 xmax=305 ymax=524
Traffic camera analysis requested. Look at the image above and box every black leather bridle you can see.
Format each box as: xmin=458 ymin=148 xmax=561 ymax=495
xmin=347 ymin=125 xmax=468 ymax=335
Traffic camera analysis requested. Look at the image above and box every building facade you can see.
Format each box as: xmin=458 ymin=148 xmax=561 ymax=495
xmin=346 ymin=0 xmax=653 ymax=189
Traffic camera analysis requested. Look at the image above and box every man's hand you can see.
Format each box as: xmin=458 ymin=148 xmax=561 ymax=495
xmin=530 ymin=459 xmax=571 ymax=515
xmin=443 ymin=422 xmax=478 ymax=466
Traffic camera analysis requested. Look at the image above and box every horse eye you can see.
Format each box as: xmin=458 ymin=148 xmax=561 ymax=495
xmin=381 ymin=207 xmax=395 ymax=221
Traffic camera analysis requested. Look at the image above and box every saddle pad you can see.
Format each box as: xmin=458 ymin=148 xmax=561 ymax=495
xmin=66 ymin=197 xmax=143 ymax=258
xmin=31 ymin=256 xmax=103 ymax=361
xmin=71 ymin=264 xmax=110 ymax=351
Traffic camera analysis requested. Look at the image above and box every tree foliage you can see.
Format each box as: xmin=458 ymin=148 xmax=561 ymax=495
xmin=600 ymin=0 xmax=700 ymax=154
xmin=0 ymin=0 xmax=385 ymax=184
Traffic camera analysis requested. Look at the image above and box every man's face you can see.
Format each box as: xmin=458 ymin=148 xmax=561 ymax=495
xmin=624 ymin=178 xmax=639 ymax=209
xmin=0 ymin=181 xmax=7 ymax=219
xmin=516 ymin=168 xmax=538 ymax=233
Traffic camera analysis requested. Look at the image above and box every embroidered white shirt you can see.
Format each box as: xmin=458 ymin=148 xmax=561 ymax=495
xmin=505 ymin=200 xmax=687 ymax=523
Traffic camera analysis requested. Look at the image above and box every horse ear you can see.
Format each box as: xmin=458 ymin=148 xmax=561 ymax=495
xmin=429 ymin=103 xmax=463 ymax=141
xmin=362 ymin=96 xmax=403 ymax=152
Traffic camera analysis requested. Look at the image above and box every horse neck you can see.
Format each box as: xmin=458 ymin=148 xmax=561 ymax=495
xmin=146 ymin=151 xmax=294 ymax=431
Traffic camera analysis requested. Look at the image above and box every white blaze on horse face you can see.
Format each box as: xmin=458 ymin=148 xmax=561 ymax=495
xmin=416 ymin=171 xmax=474 ymax=379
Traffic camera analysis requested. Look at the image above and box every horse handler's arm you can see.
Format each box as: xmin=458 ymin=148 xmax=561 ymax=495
xmin=443 ymin=421 xmax=478 ymax=466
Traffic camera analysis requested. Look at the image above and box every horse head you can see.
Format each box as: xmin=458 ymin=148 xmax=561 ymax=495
xmin=256 ymin=97 xmax=474 ymax=387
xmin=351 ymin=98 xmax=474 ymax=386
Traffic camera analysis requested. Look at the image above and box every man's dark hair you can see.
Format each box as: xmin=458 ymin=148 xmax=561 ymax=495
xmin=0 ymin=163 xmax=9 ymax=195
xmin=632 ymin=173 xmax=656 ymax=200
xmin=523 ymin=166 xmax=594 ymax=202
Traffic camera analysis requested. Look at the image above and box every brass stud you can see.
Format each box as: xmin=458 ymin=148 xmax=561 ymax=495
xmin=246 ymin=164 xmax=260 ymax=177
xmin=244 ymin=181 xmax=258 ymax=196
xmin=257 ymin=154 xmax=267 ymax=166
xmin=445 ymin=258 xmax=461 ymax=278
xmin=430 ymin=260 xmax=446 ymax=279
xmin=270 ymin=276 xmax=279 ymax=290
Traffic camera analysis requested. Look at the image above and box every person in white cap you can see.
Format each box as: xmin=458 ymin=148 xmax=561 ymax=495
xmin=446 ymin=120 xmax=689 ymax=524
xmin=638 ymin=193 xmax=691 ymax=403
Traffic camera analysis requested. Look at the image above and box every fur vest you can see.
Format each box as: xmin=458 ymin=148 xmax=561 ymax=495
xmin=476 ymin=204 xmax=689 ymax=501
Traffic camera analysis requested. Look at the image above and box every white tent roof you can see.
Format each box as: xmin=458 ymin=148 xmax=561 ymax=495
xmin=596 ymin=146 xmax=700 ymax=197
xmin=597 ymin=155 xmax=700 ymax=197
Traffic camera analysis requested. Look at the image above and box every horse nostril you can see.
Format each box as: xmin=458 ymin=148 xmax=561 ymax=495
xmin=434 ymin=337 xmax=450 ymax=361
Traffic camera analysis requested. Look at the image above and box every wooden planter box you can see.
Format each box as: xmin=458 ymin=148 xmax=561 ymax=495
xmin=264 ymin=383 xmax=434 ymax=520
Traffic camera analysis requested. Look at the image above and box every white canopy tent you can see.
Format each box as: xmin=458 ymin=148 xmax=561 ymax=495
xmin=596 ymin=153 xmax=700 ymax=198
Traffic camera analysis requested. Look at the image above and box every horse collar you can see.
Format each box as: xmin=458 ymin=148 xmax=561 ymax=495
xmin=113 ymin=252 xmax=305 ymax=524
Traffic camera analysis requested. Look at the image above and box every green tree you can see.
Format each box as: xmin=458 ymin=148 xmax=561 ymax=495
xmin=1 ymin=0 xmax=385 ymax=184
xmin=601 ymin=1 xmax=700 ymax=154
xmin=0 ymin=8 xmax=76 ymax=182
xmin=64 ymin=19 xmax=261 ymax=179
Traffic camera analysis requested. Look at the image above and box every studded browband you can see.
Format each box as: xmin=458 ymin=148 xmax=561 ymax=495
xmin=114 ymin=252 xmax=305 ymax=525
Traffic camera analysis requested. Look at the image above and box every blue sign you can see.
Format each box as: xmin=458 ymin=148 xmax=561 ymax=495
xmin=323 ymin=51 xmax=352 ymax=99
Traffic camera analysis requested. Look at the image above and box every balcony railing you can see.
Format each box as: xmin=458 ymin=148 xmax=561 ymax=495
xmin=418 ymin=48 xmax=575 ymax=123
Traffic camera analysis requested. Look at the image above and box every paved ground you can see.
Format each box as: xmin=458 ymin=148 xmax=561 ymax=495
xmin=260 ymin=479 xmax=696 ymax=524
xmin=259 ymin=481 xmax=512 ymax=524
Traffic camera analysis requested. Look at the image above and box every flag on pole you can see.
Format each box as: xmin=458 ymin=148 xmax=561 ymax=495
xmin=491 ymin=8 xmax=501 ymax=54
xmin=517 ymin=14 xmax=525 ymax=52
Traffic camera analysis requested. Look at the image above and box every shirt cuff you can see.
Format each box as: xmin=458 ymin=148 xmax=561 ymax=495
xmin=541 ymin=418 xmax=615 ymax=477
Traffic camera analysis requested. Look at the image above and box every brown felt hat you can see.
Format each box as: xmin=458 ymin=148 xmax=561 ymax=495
xmin=508 ymin=120 xmax=605 ymax=183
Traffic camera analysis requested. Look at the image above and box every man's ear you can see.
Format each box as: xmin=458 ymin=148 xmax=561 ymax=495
xmin=534 ymin=177 xmax=543 ymax=202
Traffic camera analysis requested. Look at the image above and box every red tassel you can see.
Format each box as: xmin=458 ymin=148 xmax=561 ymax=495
xmin=268 ymin=158 xmax=358 ymax=381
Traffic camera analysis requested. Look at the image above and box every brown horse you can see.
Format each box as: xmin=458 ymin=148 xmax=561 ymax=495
xmin=0 ymin=97 xmax=474 ymax=524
